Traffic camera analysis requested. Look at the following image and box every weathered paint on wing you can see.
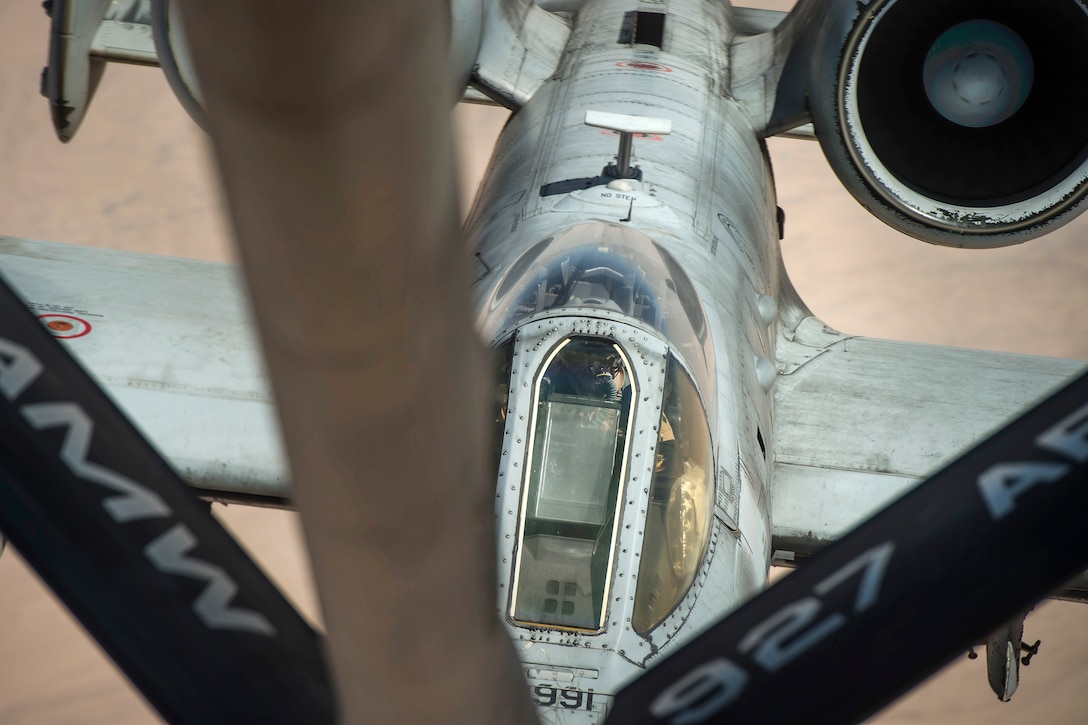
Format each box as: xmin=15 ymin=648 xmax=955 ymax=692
xmin=772 ymin=315 xmax=1086 ymax=555
xmin=0 ymin=236 xmax=289 ymax=500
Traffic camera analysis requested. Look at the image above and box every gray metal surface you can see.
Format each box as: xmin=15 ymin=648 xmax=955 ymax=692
xmin=0 ymin=236 xmax=288 ymax=498
xmin=772 ymin=315 xmax=1086 ymax=553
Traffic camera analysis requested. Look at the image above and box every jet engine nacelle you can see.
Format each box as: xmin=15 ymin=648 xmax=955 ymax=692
xmin=808 ymin=0 xmax=1088 ymax=248
xmin=151 ymin=0 xmax=483 ymax=132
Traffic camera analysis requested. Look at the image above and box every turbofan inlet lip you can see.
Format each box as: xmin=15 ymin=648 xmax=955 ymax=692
xmin=835 ymin=0 xmax=1088 ymax=240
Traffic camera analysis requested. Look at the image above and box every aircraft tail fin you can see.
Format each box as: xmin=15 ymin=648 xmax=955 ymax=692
xmin=43 ymin=0 xmax=525 ymax=142
xmin=45 ymin=0 xmax=155 ymax=142
xmin=986 ymin=615 xmax=1026 ymax=702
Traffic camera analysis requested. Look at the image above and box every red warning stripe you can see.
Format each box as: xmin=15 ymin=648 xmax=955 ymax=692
xmin=615 ymin=60 xmax=673 ymax=72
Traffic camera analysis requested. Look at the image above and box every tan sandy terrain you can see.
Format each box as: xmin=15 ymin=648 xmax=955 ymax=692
xmin=1 ymin=0 xmax=1086 ymax=722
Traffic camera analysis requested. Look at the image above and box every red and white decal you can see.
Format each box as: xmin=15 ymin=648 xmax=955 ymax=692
xmin=615 ymin=60 xmax=673 ymax=72
xmin=37 ymin=314 xmax=92 ymax=339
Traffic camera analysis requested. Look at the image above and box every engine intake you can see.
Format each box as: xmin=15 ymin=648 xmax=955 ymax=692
xmin=809 ymin=0 xmax=1088 ymax=247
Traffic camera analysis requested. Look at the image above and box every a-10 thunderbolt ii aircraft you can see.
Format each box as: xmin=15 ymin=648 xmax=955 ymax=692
xmin=2 ymin=0 xmax=1088 ymax=721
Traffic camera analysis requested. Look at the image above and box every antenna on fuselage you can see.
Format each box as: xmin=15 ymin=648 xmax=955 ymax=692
xmin=585 ymin=110 xmax=672 ymax=179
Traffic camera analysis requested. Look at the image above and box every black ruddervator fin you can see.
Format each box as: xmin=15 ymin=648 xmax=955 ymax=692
xmin=608 ymin=368 xmax=1088 ymax=724
xmin=0 ymin=273 xmax=335 ymax=725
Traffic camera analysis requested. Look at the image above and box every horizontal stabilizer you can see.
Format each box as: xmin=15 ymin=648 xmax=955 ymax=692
xmin=44 ymin=0 xmax=509 ymax=141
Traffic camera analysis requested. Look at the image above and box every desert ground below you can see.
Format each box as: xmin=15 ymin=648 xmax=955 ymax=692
xmin=1 ymin=0 xmax=1086 ymax=722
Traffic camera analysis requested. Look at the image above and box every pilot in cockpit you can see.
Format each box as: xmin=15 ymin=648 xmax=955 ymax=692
xmin=650 ymin=380 xmax=706 ymax=581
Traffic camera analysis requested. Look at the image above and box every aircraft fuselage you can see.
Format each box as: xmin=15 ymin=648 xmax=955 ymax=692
xmin=466 ymin=0 xmax=779 ymax=717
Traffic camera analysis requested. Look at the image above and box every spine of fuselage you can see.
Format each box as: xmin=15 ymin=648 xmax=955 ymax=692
xmin=607 ymin=366 xmax=1088 ymax=724
xmin=0 ymin=273 xmax=335 ymax=725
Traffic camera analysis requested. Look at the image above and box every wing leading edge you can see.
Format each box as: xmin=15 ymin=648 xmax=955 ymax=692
xmin=772 ymin=314 xmax=1086 ymax=563
xmin=0 ymin=236 xmax=289 ymax=503
xmin=7 ymin=236 xmax=1084 ymax=579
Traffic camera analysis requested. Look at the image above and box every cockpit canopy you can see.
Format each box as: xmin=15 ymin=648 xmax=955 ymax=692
xmin=498 ymin=326 xmax=715 ymax=638
xmin=511 ymin=337 xmax=634 ymax=631
xmin=480 ymin=223 xmax=713 ymax=408
xmin=632 ymin=354 xmax=713 ymax=635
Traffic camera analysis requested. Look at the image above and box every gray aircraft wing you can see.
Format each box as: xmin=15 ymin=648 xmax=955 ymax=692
xmin=772 ymin=313 xmax=1086 ymax=567
xmin=0 ymin=236 xmax=289 ymax=502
